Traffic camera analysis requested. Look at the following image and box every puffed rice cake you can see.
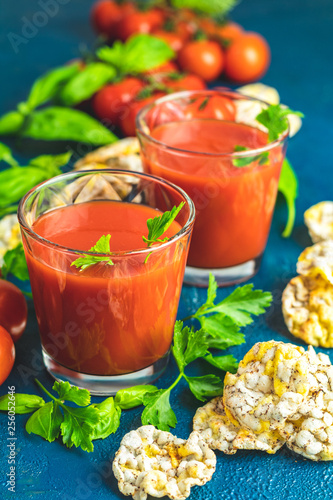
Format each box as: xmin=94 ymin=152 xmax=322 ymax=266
xmin=282 ymin=274 xmax=333 ymax=347
xmin=304 ymin=201 xmax=333 ymax=243
xmin=113 ymin=425 xmax=216 ymax=500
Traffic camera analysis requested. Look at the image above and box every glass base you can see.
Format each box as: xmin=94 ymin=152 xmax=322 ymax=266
xmin=184 ymin=254 xmax=262 ymax=287
xmin=42 ymin=349 xmax=170 ymax=396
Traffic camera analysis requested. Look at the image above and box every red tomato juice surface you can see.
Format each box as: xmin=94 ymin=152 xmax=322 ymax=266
xmin=25 ymin=201 xmax=187 ymax=376
xmin=141 ymin=119 xmax=285 ymax=268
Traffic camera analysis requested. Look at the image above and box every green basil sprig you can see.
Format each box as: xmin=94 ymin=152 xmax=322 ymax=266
xmin=59 ymin=62 xmax=116 ymax=106
xmin=97 ymin=34 xmax=174 ymax=76
xmin=0 ymin=146 xmax=72 ymax=216
xmin=0 ymin=63 xmax=117 ymax=145
xmin=20 ymin=106 xmax=116 ymax=144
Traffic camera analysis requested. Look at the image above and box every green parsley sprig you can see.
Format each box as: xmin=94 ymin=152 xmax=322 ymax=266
xmin=232 ymin=103 xmax=303 ymax=238
xmin=0 ymin=275 xmax=272 ymax=447
xmin=71 ymin=234 xmax=114 ymax=271
xmin=142 ymin=202 xmax=185 ymax=262
xmin=256 ymin=104 xmax=303 ymax=142
xmin=233 ymin=145 xmax=269 ymax=168
xmin=71 ymin=202 xmax=185 ymax=270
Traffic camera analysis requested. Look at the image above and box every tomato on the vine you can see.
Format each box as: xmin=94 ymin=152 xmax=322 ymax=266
xmin=117 ymin=9 xmax=164 ymax=41
xmin=215 ymin=22 xmax=244 ymax=43
xmin=90 ymin=0 xmax=122 ymax=37
xmin=163 ymin=73 xmax=206 ymax=92
xmin=0 ymin=280 xmax=27 ymax=342
xmin=178 ymin=40 xmax=225 ymax=82
xmin=174 ymin=19 xmax=197 ymax=42
xmin=0 ymin=326 xmax=15 ymax=385
xmin=185 ymin=95 xmax=236 ymax=121
xmin=92 ymin=77 xmax=145 ymax=126
xmin=152 ymin=30 xmax=184 ymax=53
xmin=199 ymin=18 xmax=218 ymax=37
xmin=224 ymin=32 xmax=271 ymax=83
xmin=121 ymin=92 xmax=166 ymax=137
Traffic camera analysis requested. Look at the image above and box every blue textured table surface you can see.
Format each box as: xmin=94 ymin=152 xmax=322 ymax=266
xmin=1 ymin=1 xmax=333 ymax=499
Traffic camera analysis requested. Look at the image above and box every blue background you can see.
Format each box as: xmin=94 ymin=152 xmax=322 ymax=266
xmin=1 ymin=0 xmax=333 ymax=499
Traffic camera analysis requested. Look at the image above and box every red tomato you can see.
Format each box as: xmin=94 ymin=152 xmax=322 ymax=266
xmin=121 ymin=93 xmax=165 ymax=137
xmin=117 ymin=9 xmax=164 ymax=41
xmin=0 ymin=280 xmax=27 ymax=342
xmin=92 ymin=77 xmax=145 ymax=126
xmin=215 ymin=22 xmax=244 ymax=43
xmin=90 ymin=0 xmax=122 ymax=36
xmin=178 ymin=40 xmax=225 ymax=82
xmin=0 ymin=326 xmax=15 ymax=385
xmin=224 ymin=32 xmax=271 ymax=83
xmin=152 ymin=30 xmax=184 ymax=53
xmin=163 ymin=74 xmax=206 ymax=92
xmin=185 ymin=95 xmax=236 ymax=121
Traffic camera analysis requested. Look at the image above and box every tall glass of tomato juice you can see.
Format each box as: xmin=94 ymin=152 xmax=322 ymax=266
xmin=18 ymin=170 xmax=194 ymax=395
xmin=136 ymin=90 xmax=289 ymax=287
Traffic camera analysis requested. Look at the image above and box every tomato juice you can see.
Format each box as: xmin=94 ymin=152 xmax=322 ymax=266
xmin=140 ymin=118 xmax=286 ymax=269
xmin=24 ymin=200 xmax=188 ymax=376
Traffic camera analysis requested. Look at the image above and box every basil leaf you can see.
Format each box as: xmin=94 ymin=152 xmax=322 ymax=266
xmin=26 ymin=402 xmax=63 ymax=442
xmin=1 ymin=244 xmax=30 ymax=282
xmin=170 ymin=0 xmax=238 ymax=16
xmin=278 ymin=158 xmax=298 ymax=238
xmin=0 ymin=394 xmax=45 ymax=414
xmin=184 ymin=374 xmax=223 ymax=402
xmin=0 ymin=111 xmax=25 ymax=136
xmin=98 ymin=34 xmax=174 ymax=75
xmin=21 ymin=107 xmax=117 ymax=145
xmin=26 ymin=63 xmax=80 ymax=110
xmin=114 ymin=385 xmax=157 ymax=410
xmin=0 ymin=166 xmax=61 ymax=208
xmin=91 ymin=397 xmax=121 ymax=440
xmin=60 ymin=63 xmax=116 ymax=106
xmin=29 ymin=151 xmax=72 ymax=171
xmin=0 ymin=142 xmax=18 ymax=166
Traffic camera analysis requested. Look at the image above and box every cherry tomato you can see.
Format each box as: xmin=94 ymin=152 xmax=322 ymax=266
xmin=90 ymin=0 xmax=122 ymax=37
xmin=199 ymin=18 xmax=218 ymax=37
xmin=215 ymin=22 xmax=244 ymax=43
xmin=224 ymin=32 xmax=271 ymax=83
xmin=92 ymin=77 xmax=145 ymax=126
xmin=178 ymin=40 xmax=225 ymax=82
xmin=163 ymin=73 xmax=206 ymax=92
xmin=117 ymin=9 xmax=164 ymax=41
xmin=0 ymin=280 xmax=27 ymax=342
xmin=121 ymin=92 xmax=166 ymax=137
xmin=0 ymin=326 xmax=15 ymax=385
xmin=174 ymin=19 xmax=197 ymax=42
xmin=152 ymin=30 xmax=184 ymax=53
xmin=184 ymin=95 xmax=236 ymax=121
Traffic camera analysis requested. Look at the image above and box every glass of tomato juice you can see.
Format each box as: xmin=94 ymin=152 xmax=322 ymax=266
xmin=136 ymin=89 xmax=289 ymax=286
xmin=18 ymin=170 xmax=194 ymax=394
